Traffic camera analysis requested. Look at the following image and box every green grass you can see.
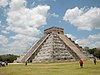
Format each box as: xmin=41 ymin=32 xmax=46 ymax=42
xmin=0 ymin=60 xmax=100 ymax=75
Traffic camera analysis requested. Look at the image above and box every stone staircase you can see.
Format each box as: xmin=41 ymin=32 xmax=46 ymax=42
xmin=16 ymin=34 xmax=50 ymax=63
xmin=58 ymin=34 xmax=88 ymax=60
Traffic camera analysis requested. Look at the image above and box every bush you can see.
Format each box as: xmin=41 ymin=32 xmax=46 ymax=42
xmin=0 ymin=54 xmax=19 ymax=63
xmin=94 ymin=50 xmax=100 ymax=59
xmin=87 ymin=48 xmax=97 ymax=54
xmin=86 ymin=48 xmax=100 ymax=59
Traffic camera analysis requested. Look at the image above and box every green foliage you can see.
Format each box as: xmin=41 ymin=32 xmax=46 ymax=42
xmin=0 ymin=56 xmax=2 ymax=61
xmin=0 ymin=54 xmax=19 ymax=63
xmin=86 ymin=48 xmax=100 ymax=59
xmin=87 ymin=48 xmax=97 ymax=54
xmin=94 ymin=50 xmax=100 ymax=59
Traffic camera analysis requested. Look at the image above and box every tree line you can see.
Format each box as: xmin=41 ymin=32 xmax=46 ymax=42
xmin=0 ymin=54 xmax=19 ymax=63
xmin=86 ymin=48 xmax=100 ymax=59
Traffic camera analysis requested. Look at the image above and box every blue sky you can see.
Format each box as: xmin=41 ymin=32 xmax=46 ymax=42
xmin=0 ymin=0 xmax=100 ymax=55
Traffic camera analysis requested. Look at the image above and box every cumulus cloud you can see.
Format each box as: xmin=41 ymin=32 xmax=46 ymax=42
xmin=65 ymin=33 xmax=100 ymax=48
xmin=65 ymin=34 xmax=76 ymax=40
xmin=63 ymin=7 xmax=100 ymax=31
xmin=0 ymin=34 xmax=38 ymax=55
xmin=0 ymin=0 xmax=9 ymax=7
xmin=9 ymin=0 xmax=26 ymax=11
xmin=0 ymin=35 xmax=8 ymax=46
xmin=50 ymin=13 xmax=59 ymax=18
xmin=7 ymin=34 xmax=38 ymax=51
xmin=0 ymin=0 xmax=50 ymax=55
xmin=76 ymin=33 xmax=100 ymax=48
xmin=1 ymin=30 xmax=9 ymax=34
xmin=6 ymin=3 xmax=50 ymax=36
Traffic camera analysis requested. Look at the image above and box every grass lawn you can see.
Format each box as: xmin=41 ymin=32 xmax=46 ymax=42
xmin=0 ymin=60 xmax=100 ymax=75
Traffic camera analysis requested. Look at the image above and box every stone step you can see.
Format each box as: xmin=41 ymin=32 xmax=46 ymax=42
xmin=58 ymin=34 xmax=88 ymax=60
xmin=17 ymin=34 xmax=50 ymax=62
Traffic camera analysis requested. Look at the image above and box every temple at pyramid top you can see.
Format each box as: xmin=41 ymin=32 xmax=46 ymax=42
xmin=16 ymin=27 xmax=89 ymax=63
xmin=44 ymin=27 xmax=64 ymax=35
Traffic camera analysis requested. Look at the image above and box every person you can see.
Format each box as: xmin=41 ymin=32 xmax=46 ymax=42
xmin=79 ymin=59 xmax=83 ymax=68
xmin=93 ymin=57 xmax=96 ymax=65
xmin=1 ymin=62 xmax=6 ymax=67
xmin=25 ymin=62 xmax=27 ymax=66
xmin=5 ymin=61 xmax=8 ymax=66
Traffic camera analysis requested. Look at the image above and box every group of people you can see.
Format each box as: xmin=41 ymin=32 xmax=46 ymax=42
xmin=79 ymin=57 xmax=97 ymax=68
xmin=0 ymin=61 xmax=8 ymax=67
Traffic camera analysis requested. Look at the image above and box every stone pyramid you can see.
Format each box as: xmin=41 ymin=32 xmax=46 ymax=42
xmin=16 ymin=27 xmax=88 ymax=63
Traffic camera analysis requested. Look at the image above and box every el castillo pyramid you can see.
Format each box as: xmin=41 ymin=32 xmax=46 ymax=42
xmin=16 ymin=27 xmax=88 ymax=63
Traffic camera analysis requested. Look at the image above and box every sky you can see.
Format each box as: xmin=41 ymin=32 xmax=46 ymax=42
xmin=0 ymin=0 xmax=100 ymax=55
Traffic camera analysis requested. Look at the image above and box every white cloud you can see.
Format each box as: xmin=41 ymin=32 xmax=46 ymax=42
xmin=65 ymin=34 xmax=76 ymax=40
xmin=6 ymin=4 xmax=50 ymax=36
xmin=9 ymin=34 xmax=38 ymax=50
xmin=0 ymin=0 xmax=50 ymax=55
xmin=7 ymin=5 xmax=50 ymax=28
xmin=1 ymin=30 xmax=9 ymax=34
xmin=9 ymin=0 xmax=26 ymax=11
xmin=0 ymin=35 xmax=8 ymax=46
xmin=50 ymin=13 xmax=59 ymax=18
xmin=65 ymin=33 xmax=100 ymax=48
xmin=0 ymin=0 xmax=9 ymax=7
xmin=0 ymin=34 xmax=38 ymax=55
xmin=63 ymin=7 xmax=100 ymax=31
xmin=76 ymin=33 xmax=100 ymax=48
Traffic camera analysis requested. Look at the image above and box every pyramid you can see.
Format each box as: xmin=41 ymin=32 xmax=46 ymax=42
xmin=16 ymin=27 xmax=88 ymax=63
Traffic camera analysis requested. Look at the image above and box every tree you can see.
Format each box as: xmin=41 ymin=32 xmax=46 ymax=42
xmin=0 ymin=54 xmax=19 ymax=63
xmin=87 ymin=48 xmax=97 ymax=55
xmin=86 ymin=48 xmax=100 ymax=59
xmin=94 ymin=49 xmax=100 ymax=59
xmin=0 ymin=56 xmax=2 ymax=61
